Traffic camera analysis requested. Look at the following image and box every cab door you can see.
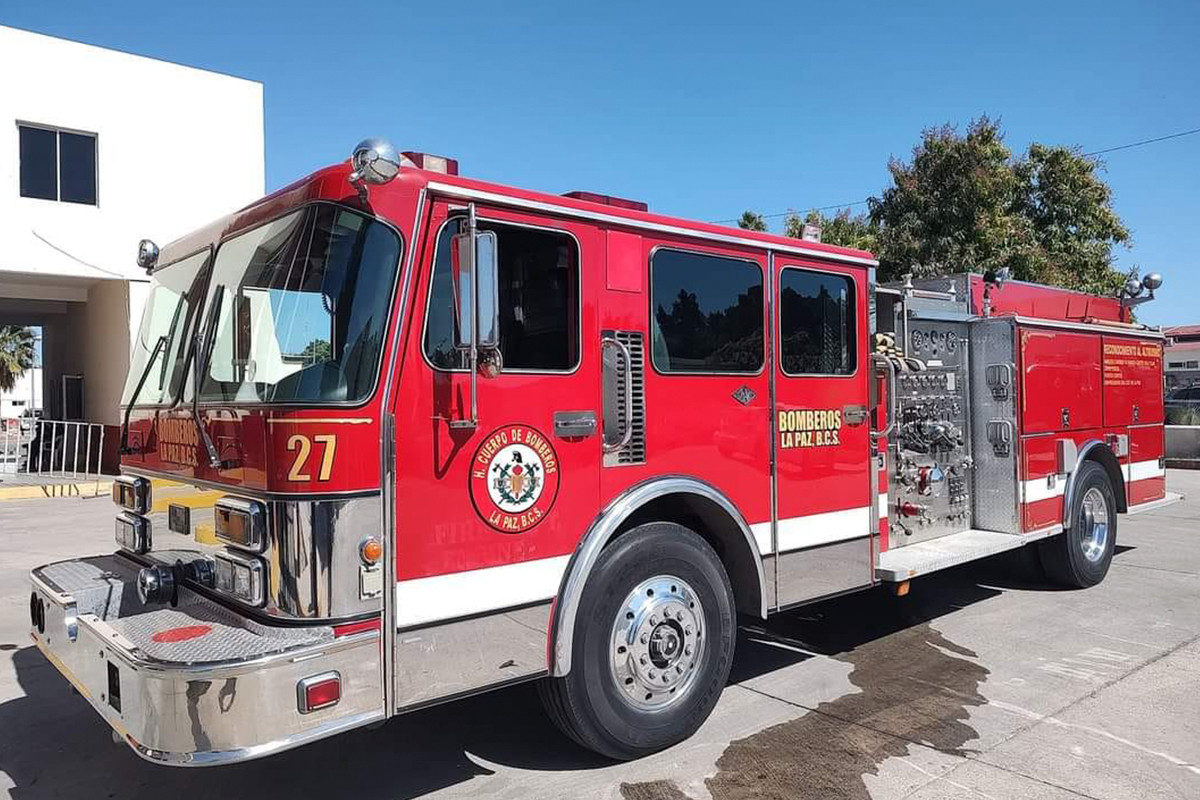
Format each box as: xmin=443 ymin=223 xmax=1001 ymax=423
xmin=772 ymin=257 xmax=873 ymax=607
xmin=389 ymin=200 xmax=601 ymax=705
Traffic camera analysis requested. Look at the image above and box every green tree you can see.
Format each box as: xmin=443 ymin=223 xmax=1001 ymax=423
xmin=737 ymin=211 xmax=767 ymax=232
xmin=0 ymin=326 xmax=36 ymax=393
xmin=299 ymin=338 xmax=331 ymax=365
xmin=785 ymin=208 xmax=878 ymax=252
xmin=868 ymin=116 xmax=1132 ymax=291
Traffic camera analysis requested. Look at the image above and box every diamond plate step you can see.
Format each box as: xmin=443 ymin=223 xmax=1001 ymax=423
xmin=876 ymin=526 xmax=1061 ymax=582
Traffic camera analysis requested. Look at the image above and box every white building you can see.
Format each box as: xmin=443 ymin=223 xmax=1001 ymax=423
xmin=0 ymin=25 xmax=263 ymax=448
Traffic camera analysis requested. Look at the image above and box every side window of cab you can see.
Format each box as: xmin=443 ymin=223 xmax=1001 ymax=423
xmin=423 ymin=218 xmax=580 ymax=372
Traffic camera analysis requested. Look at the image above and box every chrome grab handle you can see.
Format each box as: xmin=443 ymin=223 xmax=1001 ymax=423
xmin=601 ymin=336 xmax=634 ymax=454
xmin=871 ymin=353 xmax=898 ymax=439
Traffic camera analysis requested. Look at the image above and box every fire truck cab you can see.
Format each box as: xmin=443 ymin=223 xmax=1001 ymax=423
xmin=28 ymin=139 xmax=1176 ymax=765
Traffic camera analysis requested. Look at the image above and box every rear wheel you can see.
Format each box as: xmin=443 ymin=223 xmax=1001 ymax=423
xmin=1040 ymin=461 xmax=1117 ymax=587
xmin=539 ymin=522 xmax=736 ymax=760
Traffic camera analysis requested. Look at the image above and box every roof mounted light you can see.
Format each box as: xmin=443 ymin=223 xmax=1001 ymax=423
xmin=401 ymin=151 xmax=459 ymax=175
xmin=1121 ymin=272 xmax=1164 ymax=308
xmin=349 ymin=137 xmax=401 ymax=202
xmin=563 ymin=191 xmax=648 ymax=212
xmin=136 ymin=239 xmax=159 ymax=274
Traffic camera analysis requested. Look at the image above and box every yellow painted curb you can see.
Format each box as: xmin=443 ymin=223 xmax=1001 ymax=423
xmin=0 ymin=480 xmax=113 ymax=501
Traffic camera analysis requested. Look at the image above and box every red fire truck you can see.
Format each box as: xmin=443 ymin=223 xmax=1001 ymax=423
xmin=28 ymin=139 xmax=1177 ymax=765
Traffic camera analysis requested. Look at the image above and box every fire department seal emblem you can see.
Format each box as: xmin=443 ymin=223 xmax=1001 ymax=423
xmin=470 ymin=424 xmax=561 ymax=533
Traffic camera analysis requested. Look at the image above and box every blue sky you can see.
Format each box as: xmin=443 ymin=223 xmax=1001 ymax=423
xmin=5 ymin=0 xmax=1197 ymax=325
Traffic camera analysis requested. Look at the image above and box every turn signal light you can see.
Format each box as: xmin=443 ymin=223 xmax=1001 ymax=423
xmin=214 ymin=498 xmax=266 ymax=551
xmin=360 ymin=537 xmax=383 ymax=565
xmin=113 ymin=476 xmax=151 ymax=514
xmin=297 ymin=672 xmax=341 ymax=714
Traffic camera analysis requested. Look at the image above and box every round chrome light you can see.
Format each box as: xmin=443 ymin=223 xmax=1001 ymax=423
xmin=1142 ymin=272 xmax=1163 ymax=292
xmin=350 ymin=138 xmax=401 ymax=186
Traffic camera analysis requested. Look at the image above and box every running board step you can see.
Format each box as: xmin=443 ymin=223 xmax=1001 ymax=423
xmin=876 ymin=526 xmax=1061 ymax=582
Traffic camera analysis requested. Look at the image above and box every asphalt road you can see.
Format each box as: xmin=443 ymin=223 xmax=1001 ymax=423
xmin=1 ymin=472 xmax=1198 ymax=800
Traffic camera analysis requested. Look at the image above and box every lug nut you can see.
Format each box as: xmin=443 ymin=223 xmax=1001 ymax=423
xmin=640 ymin=656 xmax=647 ymax=665
xmin=640 ymin=633 xmax=649 ymax=644
xmin=650 ymin=615 xmax=658 ymax=625
xmin=648 ymin=670 xmax=656 ymax=679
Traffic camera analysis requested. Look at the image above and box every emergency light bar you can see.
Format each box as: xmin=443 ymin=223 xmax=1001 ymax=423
xmin=562 ymin=190 xmax=648 ymax=212
xmin=401 ymin=151 xmax=459 ymax=175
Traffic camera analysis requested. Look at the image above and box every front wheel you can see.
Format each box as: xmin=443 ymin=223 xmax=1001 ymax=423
xmin=539 ymin=522 xmax=736 ymax=760
xmin=1040 ymin=461 xmax=1117 ymax=587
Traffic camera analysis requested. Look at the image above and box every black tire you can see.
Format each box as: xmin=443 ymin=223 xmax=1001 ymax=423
xmin=1039 ymin=461 xmax=1117 ymax=588
xmin=538 ymin=522 xmax=736 ymax=760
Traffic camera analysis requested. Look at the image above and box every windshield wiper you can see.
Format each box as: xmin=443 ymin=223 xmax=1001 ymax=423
xmin=192 ymin=286 xmax=229 ymax=469
xmin=119 ymin=335 xmax=168 ymax=454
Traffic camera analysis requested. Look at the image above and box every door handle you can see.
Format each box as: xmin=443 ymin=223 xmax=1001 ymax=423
xmin=554 ymin=411 xmax=598 ymax=438
xmin=843 ymin=404 xmax=868 ymax=426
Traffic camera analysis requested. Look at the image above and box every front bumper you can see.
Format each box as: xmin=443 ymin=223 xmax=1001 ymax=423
xmin=29 ymin=554 xmax=383 ymax=766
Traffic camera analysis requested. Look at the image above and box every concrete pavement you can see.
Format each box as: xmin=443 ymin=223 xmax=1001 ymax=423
xmin=1 ymin=472 xmax=1197 ymax=799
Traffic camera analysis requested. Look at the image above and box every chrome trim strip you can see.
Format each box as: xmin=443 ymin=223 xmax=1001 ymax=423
xmin=425 ymin=181 xmax=880 ymax=268
xmin=766 ymin=251 xmax=779 ymax=608
xmin=549 ymin=475 xmax=767 ymax=677
xmin=128 ymin=710 xmax=385 ymax=766
xmin=1060 ymin=439 xmax=1116 ymax=529
xmin=1011 ymin=315 xmax=1165 ymax=339
xmin=378 ymin=187 xmax=428 ymax=716
xmin=264 ymin=418 xmax=374 ymax=425
xmin=120 ymin=466 xmax=380 ymax=501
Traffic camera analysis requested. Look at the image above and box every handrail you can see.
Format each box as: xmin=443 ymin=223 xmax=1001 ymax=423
xmin=601 ymin=336 xmax=634 ymax=454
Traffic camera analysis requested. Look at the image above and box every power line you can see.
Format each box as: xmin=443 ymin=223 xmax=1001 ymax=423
xmin=1083 ymin=126 xmax=1200 ymax=156
xmin=718 ymin=125 xmax=1200 ymax=226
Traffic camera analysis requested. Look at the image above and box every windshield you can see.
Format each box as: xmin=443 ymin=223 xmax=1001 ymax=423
xmin=197 ymin=204 xmax=402 ymax=404
xmin=121 ymin=249 xmax=210 ymax=407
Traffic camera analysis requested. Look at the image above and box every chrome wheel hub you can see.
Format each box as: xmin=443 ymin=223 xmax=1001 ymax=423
xmin=1079 ymin=486 xmax=1110 ymax=563
xmin=610 ymin=575 xmax=704 ymax=711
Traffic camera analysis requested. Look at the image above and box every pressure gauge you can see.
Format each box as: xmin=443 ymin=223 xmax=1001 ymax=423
xmin=910 ymin=330 xmax=925 ymax=352
xmin=947 ymin=331 xmax=959 ymax=352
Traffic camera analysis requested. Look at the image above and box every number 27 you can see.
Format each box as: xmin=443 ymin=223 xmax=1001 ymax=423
xmin=287 ymin=434 xmax=337 ymax=481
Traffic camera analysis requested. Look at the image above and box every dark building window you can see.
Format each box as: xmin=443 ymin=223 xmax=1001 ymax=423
xmin=18 ymin=124 xmax=97 ymax=205
xmin=779 ymin=269 xmax=856 ymax=375
xmin=425 ymin=218 xmax=580 ymax=371
xmin=650 ymin=249 xmax=764 ymax=374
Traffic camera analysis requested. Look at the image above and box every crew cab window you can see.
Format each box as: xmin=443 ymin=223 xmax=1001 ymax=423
xmin=650 ymin=249 xmax=764 ymax=373
xmin=424 ymin=218 xmax=579 ymax=371
xmin=779 ymin=268 xmax=856 ymax=375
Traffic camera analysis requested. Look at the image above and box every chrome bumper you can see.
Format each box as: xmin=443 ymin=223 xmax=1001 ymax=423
xmin=29 ymin=554 xmax=383 ymax=766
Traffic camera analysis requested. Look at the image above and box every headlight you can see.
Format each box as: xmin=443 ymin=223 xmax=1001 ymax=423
xmin=115 ymin=512 xmax=151 ymax=554
xmin=213 ymin=550 xmax=265 ymax=607
xmin=112 ymin=476 xmax=151 ymax=514
xmin=214 ymin=497 xmax=266 ymax=552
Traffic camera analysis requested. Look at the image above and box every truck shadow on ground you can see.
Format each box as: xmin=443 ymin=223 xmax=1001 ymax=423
xmin=0 ymin=552 xmax=1052 ymax=800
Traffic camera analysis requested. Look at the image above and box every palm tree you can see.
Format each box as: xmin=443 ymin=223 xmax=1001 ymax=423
xmin=0 ymin=326 xmax=36 ymax=393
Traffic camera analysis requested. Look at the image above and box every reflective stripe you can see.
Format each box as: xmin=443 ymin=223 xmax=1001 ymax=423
xmin=878 ymin=492 xmax=889 ymax=519
xmin=1128 ymin=459 xmax=1166 ymax=482
xmin=395 ymin=554 xmax=570 ymax=629
xmin=1021 ymin=459 xmax=1164 ymax=505
xmin=750 ymin=506 xmax=872 ymax=555
xmin=1023 ymin=475 xmax=1067 ymax=504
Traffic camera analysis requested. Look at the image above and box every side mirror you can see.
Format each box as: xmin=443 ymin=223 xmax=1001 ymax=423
xmin=451 ymin=228 xmax=499 ymax=351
